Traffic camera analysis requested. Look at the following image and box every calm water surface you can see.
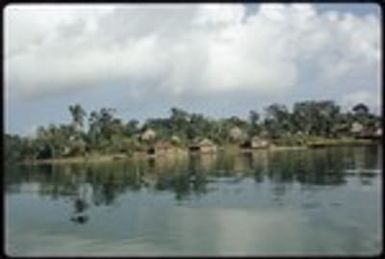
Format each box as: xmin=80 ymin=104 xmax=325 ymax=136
xmin=5 ymin=146 xmax=382 ymax=256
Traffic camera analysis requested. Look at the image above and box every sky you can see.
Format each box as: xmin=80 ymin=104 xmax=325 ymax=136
xmin=4 ymin=3 xmax=382 ymax=136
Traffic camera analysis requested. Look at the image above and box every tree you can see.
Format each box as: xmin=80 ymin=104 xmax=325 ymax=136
xmin=69 ymin=104 xmax=87 ymax=131
xmin=86 ymin=108 xmax=126 ymax=153
xmin=291 ymin=100 xmax=341 ymax=137
xmin=315 ymin=101 xmax=340 ymax=137
xmin=187 ymin=113 xmax=206 ymax=140
xmin=351 ymin=103 xmax=375 ymax=128
xmin=170 ymin=107 xmax=190 ymax=122
xmin=125 ymin=119 xmax=139 ymax=137
xmin=170 ymin=107 xmax=190 ymax=138
xmin=34 ymin=124 xmax=67 ymax=158
xmin=264 ymin=104 xmax=291 ymax=137
xmin=249 ymin=110 xmax=261 ymax=136
xmin=352 ymin=103 xmax=369 ymax=115
xmin=5 ymin=134 xmax=24 ymax=162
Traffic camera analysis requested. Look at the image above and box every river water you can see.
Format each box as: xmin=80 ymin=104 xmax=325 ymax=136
xmin=5 ymin=146 xmax=382 ymax=256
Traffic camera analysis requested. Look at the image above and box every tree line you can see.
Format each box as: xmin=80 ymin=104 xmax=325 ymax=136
xmin=4 ymin=100 xmax=381 ymax=163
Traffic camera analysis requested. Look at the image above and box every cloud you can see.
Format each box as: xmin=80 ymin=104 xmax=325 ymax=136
xmin=4 ymin=4 xmax=381 ymax=103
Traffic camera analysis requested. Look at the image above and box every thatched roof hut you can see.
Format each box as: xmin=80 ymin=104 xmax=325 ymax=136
xmin=351 ymin=122 xmax=364 ymax=134
xmin=141 ymin=128 xmax=156 ymax=141
xmin=147 ymin=141 xmax=173 ymax=156
xmin=229 ymin=126 xmax=245 ymax=142
xmin=241 ymin=136 xmax=269 ymax=149
xmin=189 ymin=138 xmax=217 ymax=153
xmin=170 ymin=135 xmax=182 ymax=145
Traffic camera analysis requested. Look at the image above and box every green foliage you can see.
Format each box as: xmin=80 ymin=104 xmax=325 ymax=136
xmin=4 ymin=100 xmax=381 ymax=163
xmin=291 ymin=100 xmax=341 ymax=136
xmin=69 ymin=104 xmax=87 ymax=130
xmin=5 ymin=134 xmax=24 ymax=162
xmin=352 ymin=103 xmax=369 ymax=115
xmin=272 ymin=135 xmax=307 ymax=146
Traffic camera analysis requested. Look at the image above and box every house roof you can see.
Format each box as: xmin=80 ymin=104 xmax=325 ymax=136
xmin=351 ymin=122 xmax=364 ymax=133
xmin=190 ymin=138 xmax=215 ymax=147
xmin=199 ymin=138 xmax=215 ymax=146
xmin=141 ymin=128 xmax=156 ymax=140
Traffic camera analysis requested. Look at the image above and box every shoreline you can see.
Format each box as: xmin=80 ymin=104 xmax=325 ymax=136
xmin=16 ymin=140 xmax=379 ymax=166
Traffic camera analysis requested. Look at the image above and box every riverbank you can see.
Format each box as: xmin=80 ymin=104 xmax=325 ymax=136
xmin=18 ymin=148 xmax=190 ymax=165
xmin=17 ymin=137 xmax=379 ymax=166
xmin=19 ymin=154 xmax=127 ymax=165
xmin=305 ymin=137 xmax=376 ymax=148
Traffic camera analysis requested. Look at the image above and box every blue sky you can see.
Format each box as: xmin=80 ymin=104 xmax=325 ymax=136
xmin=4 ymin=3 xmax=381 ymax=136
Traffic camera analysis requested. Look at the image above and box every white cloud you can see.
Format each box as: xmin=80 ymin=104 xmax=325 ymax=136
xmin=4 ymin=4 xmax=381 ymax=102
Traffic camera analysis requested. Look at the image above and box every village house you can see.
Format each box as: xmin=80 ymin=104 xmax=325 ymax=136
xmin=189 ymin=138 xmax=217 ymax=153
xmin=373 ymin=122 xmax=382 ymax=138
xmin=350 ymin=121 xmax=381 ymax=139
xmin=141 ymin=128 xmax=156 ymax=142
xmin=229 ymin=126 xmax=246 ymax=143
xmin=147 ymin=141 xmax=173 ymax=156
xmin=241 ymin=136 xmax=270 ymax=149
xmin=350 ymin=122 xmax=364 ymax=137
xmin=170 ymin=135 xmax=182 ymax=146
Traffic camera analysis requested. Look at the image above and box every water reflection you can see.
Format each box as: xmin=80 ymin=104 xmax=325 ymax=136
xmin=5 ymin=146 xmax=381 ymax=225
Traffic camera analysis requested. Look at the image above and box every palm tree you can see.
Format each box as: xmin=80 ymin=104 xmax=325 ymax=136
xmin=69 ymin=104 xmax=87 ymax=131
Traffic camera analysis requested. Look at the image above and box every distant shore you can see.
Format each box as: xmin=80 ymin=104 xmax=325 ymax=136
xmin=16 ymin=138 xmax=379 ymax=166
xmin=6 ymin=102 xmax=382 ymax=166
xmin=18 ymin=152 xmax=177 ymax=165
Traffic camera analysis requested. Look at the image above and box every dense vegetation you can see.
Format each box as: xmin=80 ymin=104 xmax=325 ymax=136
xmin=4 ymin=100 xmax=381 ymax=163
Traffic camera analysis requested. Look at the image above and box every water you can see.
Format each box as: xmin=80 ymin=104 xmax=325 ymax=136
xmin=5 ymin=146 xmax=382 ymax=256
